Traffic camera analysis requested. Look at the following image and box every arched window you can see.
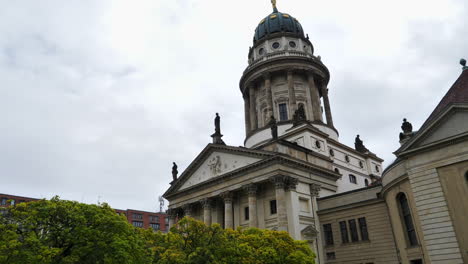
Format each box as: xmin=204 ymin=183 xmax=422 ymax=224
xmin=365 ymin=179 xmax=369 ymax=186
xmin=334 ymin=168 xmax=340 ymax=174
xmin=397 ymin=193 xmax=418 ymax=246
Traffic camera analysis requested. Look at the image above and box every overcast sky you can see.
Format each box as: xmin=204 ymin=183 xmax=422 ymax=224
xmin=1 ymin=0 xmax=467 ymax=212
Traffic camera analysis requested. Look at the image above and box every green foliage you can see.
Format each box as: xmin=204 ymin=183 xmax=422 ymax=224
xmin=144 ymin=217 xmax=316 ymax=264
xmin=0 ymin=197 xmax=151 ymax=264
xmin=0 ymin=199 xmax=315 ymax=264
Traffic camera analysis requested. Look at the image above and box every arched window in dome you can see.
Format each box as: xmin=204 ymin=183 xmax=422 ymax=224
xmin=397 ymin=193 xmax=418 ymax=247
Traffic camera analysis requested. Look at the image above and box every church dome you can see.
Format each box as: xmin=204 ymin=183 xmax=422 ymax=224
xmin=253 ymin=8 xmax=305 ymax=43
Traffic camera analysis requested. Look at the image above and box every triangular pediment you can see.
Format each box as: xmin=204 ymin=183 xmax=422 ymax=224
xmin=397 ymin=106 xmax=468 ymax=155
xmin=179 ymin=151 xmax=262 ymax=190
xmin=164 ymin=144 xmax=274 ymax=196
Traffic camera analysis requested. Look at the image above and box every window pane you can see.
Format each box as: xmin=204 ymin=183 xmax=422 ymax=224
xmin=398 ymin=194 xmax=418 ymax=246
xmin=279 ymin=103 xmax=288 ymax=121
xmin=270 ymin=200 xmax=277 ymax=215
xmin=244 ymin=207 xmax=249 ymax=220
xmin=339 ymin=221 xmax=349 ymax=243
xmin=323 ymin=224 xmax=334 ymax=246
xmin=358 ymin=217 xmax=369 ymax=241
xmin=348 ymin=219 xmax=359 ymax=242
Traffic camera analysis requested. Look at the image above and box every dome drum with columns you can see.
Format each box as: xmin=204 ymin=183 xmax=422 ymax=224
xmin=241 ymin=6 xmax=335 ymax=148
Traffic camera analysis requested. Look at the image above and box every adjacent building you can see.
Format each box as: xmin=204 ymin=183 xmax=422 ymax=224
xmin=164 ymin=2 xmax=468 ymax=264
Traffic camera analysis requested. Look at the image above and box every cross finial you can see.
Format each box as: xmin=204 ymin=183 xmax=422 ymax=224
xmin=271 ymin=0 xmax=278 ymax=12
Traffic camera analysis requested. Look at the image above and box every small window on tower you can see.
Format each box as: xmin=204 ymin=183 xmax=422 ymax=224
xmin=272 ymin=42 xmax=280 ymax=49
xmin=289 ymin=41 xmax=297 ymax=48
xmin=315 ymin=140 xmax=321 ymax=148
xmin=259 ymin=48 xmax=265 ymax=55
xmin=278 ymin=103 xmax=288 ymax=121
xmin=329 ymin=149 xmax=335 ymax=156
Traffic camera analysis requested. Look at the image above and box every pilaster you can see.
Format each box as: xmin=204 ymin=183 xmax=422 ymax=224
xmin=307 ymin=72 xmax=323 ymax=122
xmin=270 ymin=175 xmax=288 ymax=231
xmin=201 ymin=198 xmax=212 ymax=226
xmin=244 ymin=183 xmax=258 ymax=228
xmin=287 ymin=70 xmax=297 ymax=114
xmin=321 ymin=85 xmax=334 ymax=127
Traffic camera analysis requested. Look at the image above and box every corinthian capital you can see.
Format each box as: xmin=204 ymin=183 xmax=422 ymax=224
xmin=243 ymin=183 xmax=258 ymax=196
xmin=220 ymin=191 xmax=233 ymax=203
xmin=270 ymin=175 xmax=287 ymax=189
xmin=310 ymin=183 xmax=321 ymax=197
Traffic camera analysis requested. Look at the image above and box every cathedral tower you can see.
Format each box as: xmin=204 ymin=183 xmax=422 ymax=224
xmin=240 ymin=3 xmax=336 ymax=148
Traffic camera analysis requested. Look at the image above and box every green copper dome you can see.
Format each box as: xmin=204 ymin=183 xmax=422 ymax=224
xmin=253 ymin=8 xmax=305 ymax=43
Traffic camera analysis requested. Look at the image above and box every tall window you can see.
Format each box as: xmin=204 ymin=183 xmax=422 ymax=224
xmin=133 ymin=213 xmax=143 ymax=219
xmin=323 ymin=224 xmax=334 ymax=246
xmin=244 ymin=207 xmax=249 ymax=220
xmin=270 ymin=200 xmax=277 ymax=215
xmin=358 ymin=217 xmax=369 ymax=241
xmin=349 ymin=174 xmax=357 ymax=184
xmin=278 ymin=103 xmax=288 ymax=121
xmin=150 ymin=223 xmax=160 ymax=230
xmin=398 ymin=193 xmax=418 ymax=246
xmin=348 ymin=219 xmax=359 ymax=242
xmin=0 ymin=198 xmax=6 ymax=205
xmin=339 ymin=221 xmax=349 ymax=243
xmin=365 ymin=179 xmax=369 ymax=186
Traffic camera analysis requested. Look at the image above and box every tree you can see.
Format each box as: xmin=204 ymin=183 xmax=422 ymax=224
xmin=0 ymin=199 xmax=315 ymax=264
xmin=144 ymin=217 xmax=316 ymax=264
xmin=0 ymin=197 xmax=151 ymax=264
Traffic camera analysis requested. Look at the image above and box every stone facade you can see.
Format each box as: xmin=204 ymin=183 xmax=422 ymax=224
xmin=164 ymin=4 xmax=468 ymax=264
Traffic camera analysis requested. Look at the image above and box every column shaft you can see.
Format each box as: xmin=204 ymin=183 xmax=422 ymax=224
xmin=321 ymin=86 xmax=334 ymax=127
xmin=287 ymin=71 xmax=297 ymax=114
xmin=249 ymin=85 xmax=257 ymax=130
xmin=264 ymin=73 xmax=274 ymax=122
xmin=245 ymin=184 xmax=258 ymax=228
xmin=222 ymin=192 xmax=233 ymax=229
xmin=244 ymin=95 xmax=251 ymax=135
xmin=271 ymin=176 xmax=288 ymax=231
xmin=307 ymin=73 xmax=323 ymax=122
xmin=201 ymin=199 xmax=212 ymax=226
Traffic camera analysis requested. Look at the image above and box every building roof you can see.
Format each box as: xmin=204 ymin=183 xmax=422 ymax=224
xmin=421 ymin=67 xmax=468 ymax=128
xmin=253 ymin=8 xmax=305 ymax=43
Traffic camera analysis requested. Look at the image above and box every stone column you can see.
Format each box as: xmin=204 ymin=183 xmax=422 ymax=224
xmin=287 ymin=70 xmax=297 ymax=114
xmin=310 ymin=183 xmax=324 ymax=264
xmin=221 ymin=192 xmax=234 ymax=229
xmin=285 ymin=177 xmax=300 ymax=239
xmin=321 ymin=85 xmax=334 ymax=127
xmin=244 ymin=184 xmax=258 ymax=228
xmin=167 ymin=208 xmax=177 ymax=229
xmin=182 ymin=204 xmax=192 ymax=218
xmin=307 ymin=72 xmax=323 ymax=122
xmin=248 ymin=85 xmax=257 ymax=130
xmin=270 ymin=175 xmax=288 ymax=231
xmin=264 ymin=72 xmax=274 ymax=121
xmin=244 ymin=95 xmax=251 ymax=135
xmin=201 ymin=199 xmax=212 ymax=226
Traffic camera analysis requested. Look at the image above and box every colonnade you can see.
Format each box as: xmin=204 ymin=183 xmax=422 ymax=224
xmin=167 ymin=176 xmax=322 ymax=233
xmin=243 ymin=70 xmax=334 ymax=134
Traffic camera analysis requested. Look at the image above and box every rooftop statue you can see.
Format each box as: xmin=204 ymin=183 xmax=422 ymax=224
xmin=214 ymin=113 xmax=221 ymax=135
xmin=172 ymin=162 xmax=178 ymax=181
xmin=268 ymin=115 xmax=278 ymax=139
xmin=355 ymin=135 xmax=369 ymax=153
xmin=292 ymin=104 xmax=307 ymax=126
xmin=401 ymin=118 xmax=413 ymax=133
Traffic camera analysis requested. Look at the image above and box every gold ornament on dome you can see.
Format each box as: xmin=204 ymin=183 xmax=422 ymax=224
xmin=271 ymin=0 xmax=277 ymax=9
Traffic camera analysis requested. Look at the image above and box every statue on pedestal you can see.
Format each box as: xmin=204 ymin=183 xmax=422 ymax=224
xmin=211 ymin=113 xmax=225 ymax=145
xmin=355 ymin=135 xmax=369 ymax=153
xmin=268 ymin=115 xmax=278 ymax=139
xmin=172 ymin=162 xmax=178 ymax=181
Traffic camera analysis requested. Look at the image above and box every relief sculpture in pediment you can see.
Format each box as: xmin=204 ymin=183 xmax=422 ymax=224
xmin=207 ymin=155 xmax=222 ymax=176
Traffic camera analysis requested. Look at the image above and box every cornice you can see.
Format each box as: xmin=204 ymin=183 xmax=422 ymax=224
xmin=164 ymin=154 xmax=340 ymax=199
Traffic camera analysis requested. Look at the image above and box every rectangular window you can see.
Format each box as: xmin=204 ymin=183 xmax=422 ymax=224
xmin=349 ymin=174 xmax=357 ymax=184
xmin=1 ymin=198 xmax=7 ymax=205
xmin=244 ymin=207 xmax=249 ymax=220
xmin=278 ymin=103 xmax=288 ymax=121
xmin=132 ymin=221 xmax=143 ymax=228
xmin=270 ymin=200 xmax=277 ymax=215
xmin=348 ymin=219 xmax=359 ymax=242
xmin=326 ymin=252 xmax=336 ymax=260
xmin=323 ymin=224 xmax=334 ymax=246
xmin=150 ymin=223 xmax=160 ymax=230
xmin=165 ymin=217 xmax=169 ymax=224
xmin=10 ymin=199 xmax=15 ymax=206
xmin=358 ymin=217 xmax=369 ymax=241
xmin=339 ymin=221 xmax=349 ymax=243
xmin=133 ymin=213 xmax=143 ymax=219
xmin=149 ymin=216 xmax=159 ymax=222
